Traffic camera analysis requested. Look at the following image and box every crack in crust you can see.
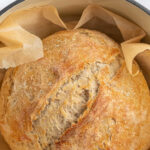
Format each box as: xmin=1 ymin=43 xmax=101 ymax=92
xmin=32 ymin=59 xmax=121 ymax=150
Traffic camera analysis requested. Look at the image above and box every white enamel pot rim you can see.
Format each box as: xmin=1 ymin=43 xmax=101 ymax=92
xmin=0 ymin=0 xmax=150 ymax=16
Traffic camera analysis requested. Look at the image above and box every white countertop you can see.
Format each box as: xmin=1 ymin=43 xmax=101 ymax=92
xmin=0 ymin=0 xmax=16 ymax=10
xmin=135 ymin=0 xmax=150 ymax=9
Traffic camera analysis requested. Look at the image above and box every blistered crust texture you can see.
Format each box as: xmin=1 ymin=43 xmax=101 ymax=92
xmin=0 ymin=29 xmax=150 ymax=150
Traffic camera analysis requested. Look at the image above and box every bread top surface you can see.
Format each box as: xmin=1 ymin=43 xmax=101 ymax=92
xmin=0 ymin=29 xmax=150 ymax=150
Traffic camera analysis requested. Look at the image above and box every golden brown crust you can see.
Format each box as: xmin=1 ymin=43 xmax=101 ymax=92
xmin=0 ymin=29 xmax=150 ymax=150
xmin=55 ymin=63 xmax=150 ymax=150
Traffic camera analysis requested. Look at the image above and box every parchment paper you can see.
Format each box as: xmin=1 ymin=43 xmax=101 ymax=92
xmin=0 ymin=4 xmax=150 ymax=87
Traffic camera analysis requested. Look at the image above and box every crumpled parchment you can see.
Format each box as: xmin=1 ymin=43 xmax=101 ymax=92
xmin=0 ymin=4 xmax=150 ymax=86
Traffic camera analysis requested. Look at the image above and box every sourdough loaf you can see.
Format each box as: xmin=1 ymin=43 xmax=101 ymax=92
xmin=0 ymin=29 xmax=150 ymax=150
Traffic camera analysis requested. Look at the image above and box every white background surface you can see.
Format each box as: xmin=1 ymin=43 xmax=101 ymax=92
xmin=0 ymin=0 xmax=150 ymax=11
xmin=0 ymin=0 xmax=16 ymax=10
xmin=136 ymin=0 xmax=150 ymax=9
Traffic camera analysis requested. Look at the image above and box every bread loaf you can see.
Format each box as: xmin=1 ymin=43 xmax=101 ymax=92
xmin=0 ymin=29 xmax=150 ymax=150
